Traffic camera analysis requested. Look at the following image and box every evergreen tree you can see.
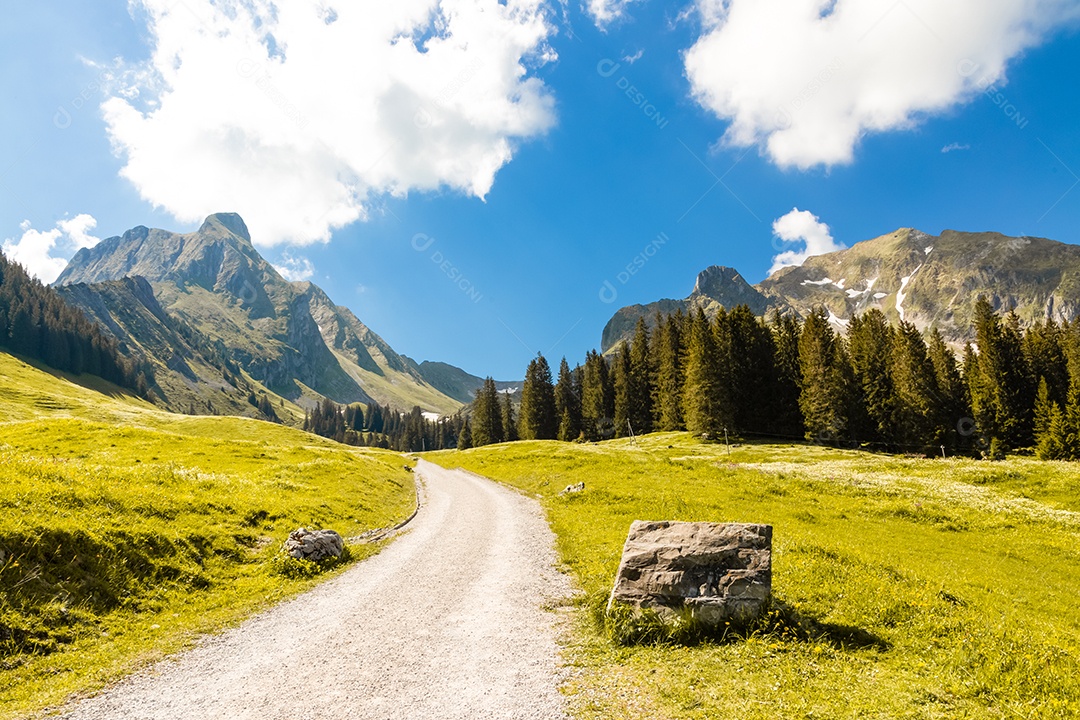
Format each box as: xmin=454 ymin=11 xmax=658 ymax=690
xmin=581 ymin=350 xmax=613 ymax=440
xmin=471 ymin=377 xmax=504 ymax=447
xmin=890 ymin=321 xmax=944 ymax=450
xmin=653 ymin=311 xmax=685 ymax=431
xmin=798 ymin=308 xmax=851 ymax=444
xmin=457 ymin=419 xmax=473 ymax=450
xmin=968 ymin=297 xmax=1033 ymax=455
xmin=501 ymin=391 xmax=518 ymax=442
xmin=927 ymin=328 xmax=970 ymax=451
xmin=519 ymin=354 xmax=558 ymax=440
xmin=727 ymin=305 xmax=777 ymax=436
xmin=627 ymin=317 xmax=653 ymax=435
xmin=555 ymin=358 xmax=582 ymax=441
xmin=769 ymin=311 xmax=804 ymax=439
xmin=1024 ymin=319 xmax=1069 ymax=407
xmin=682 ymin=308 xmax=728 ymax=439
xmin=1034 ymin=377 xmax=1056 ymax=444
xmin=847 ymin=310 xmax=896 ymax=445
xmin=612 ymin=344 xmax=632 ymax=437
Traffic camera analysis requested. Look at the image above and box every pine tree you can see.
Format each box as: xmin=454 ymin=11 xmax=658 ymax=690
xmin=471 ymin=377 xmax=503 ymax=447
xmin=969 ymin=297 xmax=1033 ymax=456
xmin=1024 ymin=319 xmax=1069 ymax=407
xmin=848 ymin=309 xmax=896 ymax=445
xmin=628 ymin=317 xmax=653 ymax=435
xmin=501 ymin=391 xmax=518 ymax=442
xmin=581 ymin=350 xmax=613 ymax=440
xmin=798 ymin=308 xmax=851 ymax=444
xmin=519 ymin=354 xmax=558 ymax=440
xmin=927 ymin=328 xmax=970 ymax=450
xmin=681 ymin=308 xmax=727 ymax=439
xmin=769 ymin=311 xmax=804 ymax=439
xmin=890 ymin=321 xmax=943 ymax=450
xmin=555 ymin=357 xmax=582 ymax=441
xmin=654 ymin=311 xmax=685 ymax=431
xmin=727 ymin=305 xmax=777 ymax=436
xmin=613 ymin=344 xmax=632 ymax=437
xmin=457 ymin=419 xmax=473 ymax=450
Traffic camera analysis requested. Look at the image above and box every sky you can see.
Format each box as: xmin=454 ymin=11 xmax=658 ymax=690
xmin=2 ymin=0 xmax=1080 ymax=380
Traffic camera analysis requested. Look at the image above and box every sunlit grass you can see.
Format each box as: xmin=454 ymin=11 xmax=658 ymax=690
xmin=428 ymin=433 xmax=1080 ymax=719
xmin=0 ymin=353 xmax=415 ymax=718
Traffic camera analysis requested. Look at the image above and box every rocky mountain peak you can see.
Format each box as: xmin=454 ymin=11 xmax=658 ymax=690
xmin=199 ymin=212 xmax=251 ymax=243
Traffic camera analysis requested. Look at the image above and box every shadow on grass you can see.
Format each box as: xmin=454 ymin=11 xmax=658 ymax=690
xmin=595 ymin=594 xmax=889 ymax=652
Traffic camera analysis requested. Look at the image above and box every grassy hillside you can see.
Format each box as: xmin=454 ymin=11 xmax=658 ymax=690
xmin=429 ymin=434 xmax=1080 ymax=719
xmin=0 ymin=352 xmax=415 ymax=718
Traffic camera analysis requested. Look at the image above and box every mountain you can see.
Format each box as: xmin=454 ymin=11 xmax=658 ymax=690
xmin=404 ymin=358 xmax=520 ymax=405
xmin=601 ymin=266 xmax=781 ymax=352
xmin=602 ymin=228 xmax=1080 ymax=351
xmin=55 ymin=213 xmax=463 ymax=415
xmin=56 ymin=276 xmax=280 ymax=420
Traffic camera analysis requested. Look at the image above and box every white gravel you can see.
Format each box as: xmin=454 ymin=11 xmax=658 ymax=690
xmin=53 ymin=460 xmax=571 ymax=720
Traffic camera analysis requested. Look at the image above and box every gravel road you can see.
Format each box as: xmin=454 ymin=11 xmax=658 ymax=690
xmin=54 ymin=460 xmax=571 ymax=720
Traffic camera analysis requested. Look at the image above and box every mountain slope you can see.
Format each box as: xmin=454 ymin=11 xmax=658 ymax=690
xmin=603 ymin=228 xmax=1080 ymax=350
xmin=403 ymin=358 xmax=520 ymax=405
xmin=56 ymin=213 xmax=462 ymax=414
xmin=601 ymin=266 xmax=781 ymax=352
xmin=55 ymin=276 xmax=286 ymax=419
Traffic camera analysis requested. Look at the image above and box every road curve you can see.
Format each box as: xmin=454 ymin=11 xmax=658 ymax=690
xmin=54 ymin=460 xmax=570 ymax=720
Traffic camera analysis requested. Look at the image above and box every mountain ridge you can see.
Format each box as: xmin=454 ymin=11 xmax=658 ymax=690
xmin=602 ymin=227 xmax=1080 ymax=351
xmin=56 ymin=213 xmax=465 ymax=416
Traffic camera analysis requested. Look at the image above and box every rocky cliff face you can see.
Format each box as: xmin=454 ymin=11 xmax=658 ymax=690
xmin=56 ymin=213 xmax=462 ymax=414
xmin=601 ymin=266 xmax=780 ymax=352
xmin=602 ymin=228 xmax=1080 ymax=350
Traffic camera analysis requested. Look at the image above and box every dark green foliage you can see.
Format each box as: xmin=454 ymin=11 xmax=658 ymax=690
xmin=798 ymin=309 xmax=852 ymax=444
xmin=848 ymin=309 xmax=896 ymax=444
xmin=968 ymin=298 xmax=1034 ymax=455
xmin=555 ymin=358 xmax=582 ymax=441
xmin=309 ymin=399 xmax=459 ymax=451
xmin=682 ymin=308 xmax=729 ymax=439
xmin=501 ymin=297 xmax=1080 ymax=463
xmin=457 ymin=419 xmax=473 ymax=450
xmin=890 ymin=321 xmax=946 ymax=450
xmin=581 ymin=350 xmax=614 ymax=441
xmin=0 ymin=251 xmax=145 ymax=394
xmin=470 ymin=377 xmax=504 ymax=447
xmin=519 ymin=354 xmax=558 ymax=440
xmin=768 ymin=311 xmax=804 ymax=439
xmin=927 ymin=328 xmax=971 ymax=451
xmin=501 ymin=391 xmax=518 ymax=442
xmin=726 ymin=305 xmax=778 ymax=435
xmin=653 ymin=311 xmax=685 ymax=431
xmin=627 ymin=318 xmax=653 ymax=435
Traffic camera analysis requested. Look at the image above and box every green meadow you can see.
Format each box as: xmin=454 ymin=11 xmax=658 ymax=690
xmin=0 ymin=353 xmax=416 ymax=718
xmin=429 ymin=434 xmax=1080 ymax=719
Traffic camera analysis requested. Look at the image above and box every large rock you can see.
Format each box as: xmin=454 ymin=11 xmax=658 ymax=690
xmin=284 ymin=528 xmax=344 ymax=561
xmin=608 ymin=521 xmax=772 ymax=625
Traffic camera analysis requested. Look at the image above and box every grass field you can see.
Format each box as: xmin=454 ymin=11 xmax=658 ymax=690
xmin=0 ymin=353 xmax=416 ymax=718
xmin=428 ymin=433 xmax=1080 ymax=719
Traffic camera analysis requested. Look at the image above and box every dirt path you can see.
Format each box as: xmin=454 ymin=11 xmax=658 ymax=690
xmin=54 ymin=460 xmax=571 ymax=719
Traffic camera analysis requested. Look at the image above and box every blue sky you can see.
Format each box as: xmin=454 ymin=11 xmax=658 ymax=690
xmin=2 ymin=1 xmax=1079 ymax=380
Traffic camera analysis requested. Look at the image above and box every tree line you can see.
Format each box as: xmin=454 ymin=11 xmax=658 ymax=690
xmin=303 ymin=398 xmax=464 ymax=452
xmin=0 ymin=251 xmax=151 ymax=397
xmin=468 ymin=297 xmax=1080 ymax=461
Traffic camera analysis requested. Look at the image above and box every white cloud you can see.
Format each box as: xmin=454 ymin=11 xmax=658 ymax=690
xmin=684 ymin=0 xmax=1080 ymax=169
xmin=105 ymin=0 xmax=557 ymax=246
xmin=769 ymin=208 xmax=845 ymax=275
xmin=623 ymin=49 xmax=644 ymax=64
xmin=941 ymin=142 xmax=971 ymax=153
xmin=2 ymin=215 xmax=101 ymax=284
xmin=273 ymin=252 xmax=315 ymax=282
xmin=587 ymin=0 xmax=640 ymax=29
